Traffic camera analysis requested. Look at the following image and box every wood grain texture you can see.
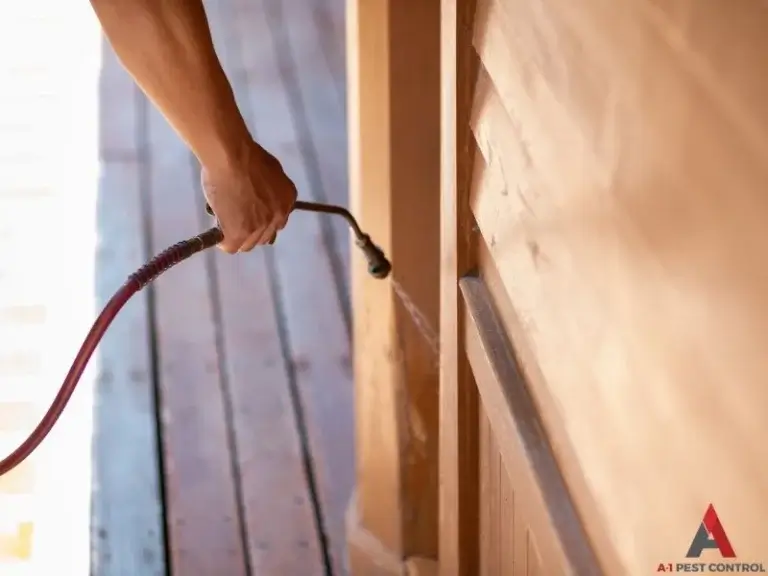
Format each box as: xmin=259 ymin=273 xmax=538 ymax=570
xmin=203 ymin=0 xmax=329 ymax=573
xmin=347 ymin=0 xmax=442 ymax=567
xmin=145 ymin=85 xmax=247 ymax=576
xmin=91 ymin=158 xmax=166 ymax=576
xmin=478 ymin=412 xmax=500 ymax=576
xmin=90 ymin=40 xmax=166 ymax=576
xmin=316 ymin=0 xmax=347 ymax=106
xmin=406 ymin=556 xmax=439 ymax=576
xmin=438 ymin=0 xmax=480 ymax=574
xmin=234 ymin=0 xmax=355 ymax=571
xmin=461 ymin=277 xmax=600 ymax=575
xmin=346 ymin=0 xmax=404 ymax=553
xmin=274 ymin=0 xmax=352 ymax=313
xmin=467 ymin=0 xmax=768 ymax=571
xmin=478 ymin=409 xmax=543 ymax=576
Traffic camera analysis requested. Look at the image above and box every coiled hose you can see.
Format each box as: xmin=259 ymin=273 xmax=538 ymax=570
xmin=0 ymin=200 xmax=390 ymax=477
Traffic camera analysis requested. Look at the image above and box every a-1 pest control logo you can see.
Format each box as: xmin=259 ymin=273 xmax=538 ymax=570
xmin=656 ymin=504 xmax=765 ymax=573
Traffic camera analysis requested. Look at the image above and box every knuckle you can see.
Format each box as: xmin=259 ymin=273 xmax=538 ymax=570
xmin=219 ymin=242 xmax=238 ymax=254
xmin=249 ymin=223 xmax=266 ymax=238
xmin=230 ymin=232 xmax=250 ymax=249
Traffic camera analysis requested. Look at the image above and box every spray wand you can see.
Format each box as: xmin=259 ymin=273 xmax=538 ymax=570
xmin=0 ymin=200 xmax=390 ymax=477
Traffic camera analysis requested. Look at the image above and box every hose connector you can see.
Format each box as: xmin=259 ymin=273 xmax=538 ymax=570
xmin=356 ymin=234 xmax=391 ymax=279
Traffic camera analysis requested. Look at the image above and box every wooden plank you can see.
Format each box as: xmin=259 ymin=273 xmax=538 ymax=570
xmin=267 ymin=0 xmax=351 ymax=314
xmin=204 ymin=216 xmax=327 ymax=574
xmin=228 ymin=1 xmax=355 ymax=574
xmin=315 ymin=0 xmax=347 ymax=106
xmin=459 ymin=276 xmax=601 ymax=575
xmin=438 ymin=0 xmax=480 ymax=574
xmin=498 ymin=454 xmax=516 ymax=576
xmin=470 ymin=139 xmax=625 ymax=575
xmin=91 ymin=159 xmax=166 ymax=576
xmin=143 ymin=78 xmax=247 ymax=575
xmin=478 ymin=411 xmax=498 ymax=576
xmin=271 ymin=0 xmax=349 ymax=211
xmin=469 ymin=0 xmax=768 ymax=569
xmin=198 ymin=0 xmax=328 ymax=574
xmin=90 ymin=40 xmax=166 ymax=576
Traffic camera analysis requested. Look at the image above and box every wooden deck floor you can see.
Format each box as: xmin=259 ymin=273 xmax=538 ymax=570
xmin=0 ymin=1 xmax=352 ymax=575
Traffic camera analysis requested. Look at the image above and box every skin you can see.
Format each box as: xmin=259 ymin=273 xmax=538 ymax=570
xmin=90 ymin=0 xmax=297 ymax=253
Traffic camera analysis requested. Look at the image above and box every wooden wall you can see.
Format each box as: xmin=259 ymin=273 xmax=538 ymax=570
xmin=443 ymin=0 xmax=768 ymax=573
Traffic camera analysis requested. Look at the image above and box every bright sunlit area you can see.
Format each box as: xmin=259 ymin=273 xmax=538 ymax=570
xmin=0 ymin=4 xmax=102 ymax=574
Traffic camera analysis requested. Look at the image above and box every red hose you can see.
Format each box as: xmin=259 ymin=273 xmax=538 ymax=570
xmin=0 ymin=226 xmax=224 ymax=477
xmin=0 ymin=200 xmax=390 ymax=477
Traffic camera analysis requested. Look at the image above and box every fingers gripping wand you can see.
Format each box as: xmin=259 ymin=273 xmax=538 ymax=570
xmin=0 ymin=201 xmax=390 ymax=476
xmin=289 ymin=201 xmax=391 ymax=278
xmin=206 ymin=201 xmax=390 ymax=278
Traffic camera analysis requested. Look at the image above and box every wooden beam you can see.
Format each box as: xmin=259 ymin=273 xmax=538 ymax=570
xmin=346 ymin=0 xmax=442 ymax=572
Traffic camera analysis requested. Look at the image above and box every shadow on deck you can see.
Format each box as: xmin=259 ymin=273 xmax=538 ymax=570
xmin=93 ymin=1 xmax=351 ymax=575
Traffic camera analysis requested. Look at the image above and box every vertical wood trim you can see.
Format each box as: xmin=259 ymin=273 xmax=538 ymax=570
xmin=347 ymin=0 xmax=442 ymax=568
xmin=439 ymin=0 xmax=480 ymax=574
xmin=346 ymin=0 xmax=401 ymax=553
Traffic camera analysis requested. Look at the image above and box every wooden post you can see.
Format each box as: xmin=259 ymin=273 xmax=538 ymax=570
xmin=345 ymin=0 xmax=442 ymax=573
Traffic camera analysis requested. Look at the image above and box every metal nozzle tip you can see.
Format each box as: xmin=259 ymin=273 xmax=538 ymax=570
xmin=369 ymin=259 xmax=392 ymax=279
xmin=357 ymin=235 xmax=391 ymax=279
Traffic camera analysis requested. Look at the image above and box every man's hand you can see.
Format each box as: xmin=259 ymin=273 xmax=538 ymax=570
xmin=91 ymin=0 xmax=294 ymax=253
xmin=202 ymin=141 xmax=297 ymax=253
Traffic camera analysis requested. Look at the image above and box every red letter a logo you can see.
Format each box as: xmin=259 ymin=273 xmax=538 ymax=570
xmin=685 ymin=504 xmax=736 ymax=558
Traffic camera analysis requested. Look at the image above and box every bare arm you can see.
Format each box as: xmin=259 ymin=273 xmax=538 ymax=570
xmin=90 ymin=0 xmax=297 ymax=252
xmin=91 ymin=0 xmax=249 ymax=172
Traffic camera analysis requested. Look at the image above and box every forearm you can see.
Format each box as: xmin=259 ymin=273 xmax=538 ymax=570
xmin=91 ymin=0 xmax=250 ymax=171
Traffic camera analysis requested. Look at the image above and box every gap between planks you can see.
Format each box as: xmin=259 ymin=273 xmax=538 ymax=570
xmin=92 ymin=0 xmax=353 ymax=574
xmin=91 ymin=36 xmax=167 ymax=576
xmin=263 ymin=0 xmax=353 ymax=326
xmin=208 ymin=0 xmax=355 ymax=574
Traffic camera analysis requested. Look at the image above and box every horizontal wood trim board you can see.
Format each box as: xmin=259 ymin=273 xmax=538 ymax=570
xmin=459 ymin=276 xmax=601 ymax=575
